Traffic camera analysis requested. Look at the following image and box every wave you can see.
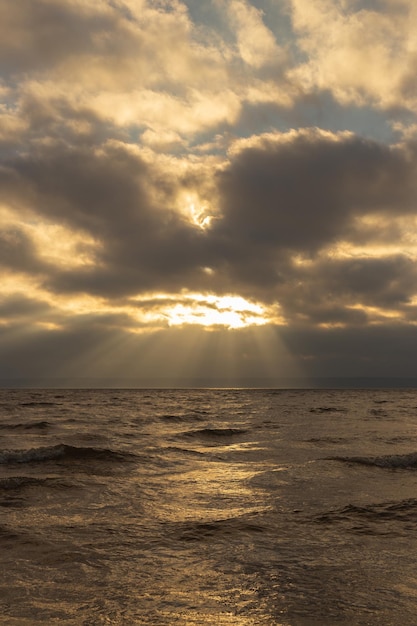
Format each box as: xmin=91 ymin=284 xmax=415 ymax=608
xmin=0 ymin=420 xmax=51 ymax=430
xmin=367 ymin=408 xmax=390 ymax=419
xmin=0 ymin=476 xmax=72 ymax=491
xmin=19 ymin=401 xmax=59 ymax=407
xmin=327 ymin=451 xmax=417 ymax=469
xmin=310 ymin=406 xmax=347 ymax=414
xmin=159 ymin=414 xmax=189 ymax=423
xmin=0 ymin=476 xmax=52 ymax=490
xmin=0 ymin=526 xmax=21 ymax=542
xmin=0 ymin=444 xmax=135 ymax=465
xmin=315 ymin=499 xmax=417 ymax=534
xmin=161 ymin=446 xmax=205 ymax=457
xmin=173 ymin=514 xmax=266 ymax=542
xmin=181 ymin=428 xmax=247 ymax=440
xmin=159 ymin=410 xmax=208 ymax=423
xmin=307 ymin=436 xmax=347 ymax=444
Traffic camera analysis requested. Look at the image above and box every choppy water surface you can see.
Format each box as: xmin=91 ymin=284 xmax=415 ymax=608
xmin=0 ymin=388 xmax=417 ymax=625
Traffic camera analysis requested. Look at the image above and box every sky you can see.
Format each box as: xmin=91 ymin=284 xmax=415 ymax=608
xmin=1 ymin=0 xmax=417 ymax=386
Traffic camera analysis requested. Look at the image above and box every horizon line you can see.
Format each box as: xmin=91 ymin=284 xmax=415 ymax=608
xmin=1 ymin=376 xmax=416 ymax=390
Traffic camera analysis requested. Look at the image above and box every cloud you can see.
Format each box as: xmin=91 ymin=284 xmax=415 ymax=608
xmin=0 ymin=227 xmax=46 ymax=275
xmin=0 ymin=293 xmax=52 ymax=322
xmin=207 ymin=128 xmax=417 ymax=330
xmin=275 ymin=253 xmax=417 ymax=328
xmin=0 ymin=0 xmax=114 ymax=77
xmin=281 ymin=322 xmax=417 ymax=378
xmin=0 ymin=138 xmax=217 ymax=298
xmin=0 ymin=0 xmax=299 ymax=155
xmin=216 ymin=129 xmax=416 ymax=253
xmin=218 ymin=0 xmax=284 ymax=68
xmin=289 ymin=0 xmax=417 ymax=111
xmin=1 ymin=0 xmax=417 ymax=381
xmin=2 ymin=126 xmax=417 ymax=313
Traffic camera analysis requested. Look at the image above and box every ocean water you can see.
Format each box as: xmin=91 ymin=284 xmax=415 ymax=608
xmin=0 ymin=388 xmax=417 ymax=625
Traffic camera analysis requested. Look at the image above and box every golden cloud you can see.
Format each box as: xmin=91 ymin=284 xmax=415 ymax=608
xmin=290 ymin=0 xmax=417 ymax=110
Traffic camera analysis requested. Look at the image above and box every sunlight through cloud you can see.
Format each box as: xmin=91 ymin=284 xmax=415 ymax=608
xmin=182 ymin=194 xmax=215 ymax=229
xmin=132 ymin=292 xmax=279 ymax=330
xmin=162 ymin=293 xmax=274 ymax=329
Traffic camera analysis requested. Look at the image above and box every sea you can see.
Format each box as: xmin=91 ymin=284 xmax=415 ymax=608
xmin=0 ymin=387 xmax=417 ymax=625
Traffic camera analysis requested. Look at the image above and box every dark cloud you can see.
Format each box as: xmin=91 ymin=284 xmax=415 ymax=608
xmin=281 ymin=323 xmax=417 ymax=378
xmin=274 ymin=254 xmax=417 ymax=326
xmin=16 ymin=95 xmax=122 ymax=149
xmin=0 ymin=227 xmax=45 ymax=274
xmin=316 ymin=255 xmax=417 ymax=308
xmin=185 ymin=131 xmax=417 ymax=314
xmin=0 ymin=294 xmax=52 ymax=320
xmin=2 ymin=129 xmax=417 ymax=316
xmin=215 ymin=131 xmax=416 ymax=254
xmin=0 ymin=0 xmax=115 ymax=77
xmin=1 ymin=140 xmax=213 ymax=296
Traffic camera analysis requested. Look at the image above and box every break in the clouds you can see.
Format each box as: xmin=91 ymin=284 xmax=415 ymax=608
xmin=1 ymin=0 xmax=417 ymax=383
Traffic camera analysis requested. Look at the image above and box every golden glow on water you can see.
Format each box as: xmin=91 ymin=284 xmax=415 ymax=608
xmin=150 ymin=461 xmax=270 ymax=523
xmin=143 ymin=445 xmax=273 ymax=523
xmin=134 ymin=430 xmax=284 ymax=626
xmin=159 ymin=610 xmax=277 ymax=625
